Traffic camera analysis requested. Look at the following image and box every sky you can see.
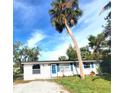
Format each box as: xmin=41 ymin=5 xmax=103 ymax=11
xmin=13 ymin=0 xmax=110 ymax=61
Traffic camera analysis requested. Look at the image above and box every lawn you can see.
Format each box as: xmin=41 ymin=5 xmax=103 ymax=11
xmin=54 ymin=75 xmax=111 ymax=93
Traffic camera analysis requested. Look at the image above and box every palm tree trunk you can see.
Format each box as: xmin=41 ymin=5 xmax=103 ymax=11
xmin=64 ymin=19 xmax=85 ymax=80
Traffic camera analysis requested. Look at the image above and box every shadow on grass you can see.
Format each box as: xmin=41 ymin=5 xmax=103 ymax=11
xmin=91 ymin=76 xmax=100 ymax=81
xmin=88 ymin=74 xmax=111 ymax=81
xmin=91 ymin=74 xmax=111 ymax=81
xmin=100 ymin=73 xmax=111 ymax=81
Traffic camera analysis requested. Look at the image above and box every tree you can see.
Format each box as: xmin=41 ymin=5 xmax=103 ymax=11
xmin=88 ymin=35 xmax=97 ymax=49
xmin=100 ymin=1 xmax=111 ymax=47
xmin=88 ymin=32 xmax=111 ymax=74
xmin=13 ymin=41 xmax=41 ymax=72
xmin=26 ymin=47 xmax=40 ymax=62
xmin=103 ymin=18 xmax=111 ymax=51
xmin=66 ymin=45 xmax=77 ymax=61
xmin=88 ymin=33 xmax=105 ymax=60
xmin=49 ymin=0 xmax=85 ymax=79
xmin=100 ymin=5 xmax=111 ymax=74
xmin=99 ymin=1 xmax=111 ymax=19
xmin=13 ymin=41 xmax=24 ymax=72
xmin=88 ymin=19 xmax=111 ymax=73
xmin=80 ymin=46 xmax=92 ymax=60
xmin=100 ymin=54 xmax=111 ymax=74
xmin=58 ymin=56 xmax=67 ymax=61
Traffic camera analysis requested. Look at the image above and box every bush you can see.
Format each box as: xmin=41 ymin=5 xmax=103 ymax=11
xmin=90 ymin=71 xmax=96 ymax=81
xmin=13 ymin=67 xmax=23 ymax=81
xmin=100 ymin=55 xmax=111 ymax=74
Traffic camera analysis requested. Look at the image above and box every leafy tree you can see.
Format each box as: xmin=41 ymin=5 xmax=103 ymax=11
xmin=100 ymin=14 xmax=111 ymax=74
xmin=88 ymin=17 xmax=111 ymax=74
xmin=100 ymin=55 xmax=111 ymax=74
xmin=66 ymin=45 xmax=93 ymax=60
xmin=58 ymin=56 xmax=67 ymax=61
xmin=103 ymin=18 xmax=111 ymax=51
xmin=24 ymin=47 xmax=40 ymax=62
xmin=66 ymin=45 xmax=77 ymax=61
xmin=13 ymin=41 xmax=41 ymax=72
xmin=88 ymin=33 xmax=107 ymax=60
xmin=49 ymin=0 xmax=85 ymax=79
xmin=99 ymin=0 xmax=111 ymax=47
xmin=80 ymin=46 xmax=92 ymax=60
xmin=100 ymin=0 xmax=111 ymax=50
xmin=13 ymin=41 xmax=24 ymax=72
xmin=88 ymin=32 xmax=111 ymax=74
xmin=88 ymin=35 xmax=97 ymax=49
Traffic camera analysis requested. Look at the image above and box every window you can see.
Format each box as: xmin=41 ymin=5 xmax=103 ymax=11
xmin=59 ymin=64 xmax=71 ymax=72
xmin=32 ymin=64 xmax=40 ymax=74
xmin=84 ymin=63 xmax=90 ymax=68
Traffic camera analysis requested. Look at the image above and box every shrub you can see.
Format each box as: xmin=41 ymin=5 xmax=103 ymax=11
xmin=90 ymin=71 xmax=96 ymax=81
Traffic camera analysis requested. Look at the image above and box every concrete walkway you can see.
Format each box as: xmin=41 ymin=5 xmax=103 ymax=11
xmin=13 ymin=81 xmax=70 ymax=93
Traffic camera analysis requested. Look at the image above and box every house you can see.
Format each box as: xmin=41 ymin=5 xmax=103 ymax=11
xmin=21 ymin=60 xmax=101 ymax=80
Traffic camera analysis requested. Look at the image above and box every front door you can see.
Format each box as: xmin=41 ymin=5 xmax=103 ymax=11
xmin=51 ymin=64 xmax=57 ymax=77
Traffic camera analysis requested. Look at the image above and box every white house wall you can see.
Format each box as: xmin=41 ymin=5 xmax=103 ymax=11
xmin=23 ymin=62 xmax=100 ymax=80
xmin=24 ymin=64 xmax=51 ymax=80
xmin=40 ymin=64 xmax=51 ymax=79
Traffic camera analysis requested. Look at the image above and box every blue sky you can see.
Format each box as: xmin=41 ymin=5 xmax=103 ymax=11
xmin=13 ymin=0 xmax=110 ymax=60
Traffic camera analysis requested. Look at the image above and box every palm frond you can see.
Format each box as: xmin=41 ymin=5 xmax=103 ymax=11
xmin=49 ymin=0 xmax=82 ymax=33
xmin=103 ymin=1 xmax=111 ymax=11
xmin=99 ymin=1 xmax=111 ymax=15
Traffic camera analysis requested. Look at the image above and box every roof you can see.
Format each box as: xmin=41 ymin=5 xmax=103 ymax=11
xmin=21 ymin=60 xmax=102 ymax=65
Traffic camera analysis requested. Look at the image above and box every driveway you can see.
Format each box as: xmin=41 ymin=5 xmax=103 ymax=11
xmin=13 ymin=80 xmax=70 ymax=93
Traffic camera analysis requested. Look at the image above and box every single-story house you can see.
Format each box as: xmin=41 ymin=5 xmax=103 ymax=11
xmin=22 ymin=60 xmax=101 ymax=80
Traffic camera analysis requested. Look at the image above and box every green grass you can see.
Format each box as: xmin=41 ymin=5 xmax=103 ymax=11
xmin=54 ymin=76 xmax=111 ymax=93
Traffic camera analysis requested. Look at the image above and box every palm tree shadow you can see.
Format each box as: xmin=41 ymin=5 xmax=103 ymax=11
xmin=91 ymin=74 xmax=111 ymax=81
xmin=91 ymin=76 xmax=100 ymax=81
xmin=100 ymin=74 xmax=111 ymax=81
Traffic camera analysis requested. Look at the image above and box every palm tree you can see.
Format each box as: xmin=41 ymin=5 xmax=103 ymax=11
xmin=49 ymin=0 xmax=85 ymax=79
xmin=99 ymin=1 xmax=111 ymax=49
xmin=99 ymin=1 xmax=111 ymax=19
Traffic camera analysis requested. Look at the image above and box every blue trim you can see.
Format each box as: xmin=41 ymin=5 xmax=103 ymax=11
xmin=84 ymin=64 xmax=86 ymax=68
xmin=52 ymin=65 xmax=56 ymax=74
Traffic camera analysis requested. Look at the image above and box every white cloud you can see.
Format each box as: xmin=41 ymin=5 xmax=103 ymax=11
xmin=39 ymin=40 xmax=70 ymax=60
xmin=39 ymin=50 xmax=66 ymax=60
xmin=78 ymin=0 xmax=109 ymax=25
xmin=27 ymin=30 xmax=46 ymax=48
